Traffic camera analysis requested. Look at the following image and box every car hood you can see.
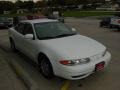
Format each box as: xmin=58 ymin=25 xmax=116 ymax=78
xmin=41 ymin=35 xmax=106 ymax=59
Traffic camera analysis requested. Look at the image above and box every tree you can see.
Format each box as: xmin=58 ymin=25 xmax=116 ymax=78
xmin=15 ymin=0 xmax=24 ymax=9
xmin=35 ymin=1 xmax=46 ymax=8
xmin=0 ymin=1 xmax=15 ymax=14
xmin=23 ymin=1 xmax=35 ymax=11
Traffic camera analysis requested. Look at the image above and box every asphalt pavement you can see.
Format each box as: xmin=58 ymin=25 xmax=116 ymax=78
xmin=0 ymin=49 xmax=27 ymax=90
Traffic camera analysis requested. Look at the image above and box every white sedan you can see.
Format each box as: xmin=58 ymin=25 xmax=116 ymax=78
xmin=8 ymin=19 xmax=111 ymax=80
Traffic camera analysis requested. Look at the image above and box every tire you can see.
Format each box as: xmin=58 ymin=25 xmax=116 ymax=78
xmin=100 ymin=23 xmax=103 ymax=27
xmin=109 ymin=24 xmax=113 ymax=28
xmin=38 ymin=55 xmax=54 ymax=79
xmin=10 ymin=39 xmax=17 ymax=52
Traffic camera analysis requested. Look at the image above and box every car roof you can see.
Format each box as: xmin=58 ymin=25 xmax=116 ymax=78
xmin=21 ymin=19 xmax=58 ymax=24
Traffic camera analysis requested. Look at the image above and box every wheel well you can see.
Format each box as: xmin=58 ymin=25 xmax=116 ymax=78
xmin=38 ymin=53 xmax=49 ymax=64
xmin=38 ymin=52 xmax=54 ymax=78
xmin=38 ymin=52 xmax=54 ymax=72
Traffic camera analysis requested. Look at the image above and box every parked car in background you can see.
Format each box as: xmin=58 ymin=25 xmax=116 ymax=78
xmin=47 ymin=11 xmax=65 ymax=23
xmin=13 ymin=15 xmax=46 ymax=26
xmin=100 ymin=17 xmax=112 ymax=27
xmin=9 ymin=18 xmax=111 ymax=80
xmin=110 ymin=16 xmax=120 ymax=30
xmin=0 ymin=17 xmax=13 ymax=28
xmin=100 ymin=16 xmax=120 ymax=31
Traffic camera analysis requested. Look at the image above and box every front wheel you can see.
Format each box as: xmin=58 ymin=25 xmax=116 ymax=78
xmin=38 ymin=55 xmax=54 ymax=79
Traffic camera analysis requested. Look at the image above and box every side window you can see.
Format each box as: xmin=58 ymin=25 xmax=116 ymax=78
xmin=15 ymin=23 xmax=25 ymax=34
xmin=23 ymin=23 xmax=34 ymax=35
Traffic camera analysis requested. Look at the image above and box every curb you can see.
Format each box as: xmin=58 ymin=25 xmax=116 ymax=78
xmin=61 ymin=80 xmax=70 ymax=90
xmin=9 ymin=59 xmax=39 ymax=90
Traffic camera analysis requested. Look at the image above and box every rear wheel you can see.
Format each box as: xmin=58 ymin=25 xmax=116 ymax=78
xmin=10 ymin=39 xmax=17 ymax=52
xmin=38 ymin=55 xmax=54 ymax=79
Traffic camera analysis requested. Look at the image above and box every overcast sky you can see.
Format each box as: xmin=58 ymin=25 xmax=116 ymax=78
xmin=0 ymin=0 xmax=39 ymax=2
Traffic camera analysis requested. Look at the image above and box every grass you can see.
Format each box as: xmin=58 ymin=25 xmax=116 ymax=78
xmin=63 ymin=11 xmax=115 ymax=17
xmin=0 ymin=10 xmax=116 ymax=18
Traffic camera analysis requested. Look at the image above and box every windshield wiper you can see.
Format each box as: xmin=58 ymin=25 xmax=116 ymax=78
xmin=38 ymin=33 xmax=76 ymax=40
xmin=38 ymin=36 xmax=56 ymax=40
xmin=54 ymin=33 xmax=76 ymax=38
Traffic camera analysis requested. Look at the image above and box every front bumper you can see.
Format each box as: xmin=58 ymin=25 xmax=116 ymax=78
xmin=54 ymin=52 xmax=111 ymax=80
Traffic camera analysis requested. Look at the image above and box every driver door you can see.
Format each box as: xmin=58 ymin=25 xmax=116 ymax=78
xmin=21 ymin=23 xmax=37 ymax=60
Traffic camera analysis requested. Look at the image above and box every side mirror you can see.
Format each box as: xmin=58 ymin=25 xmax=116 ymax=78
xmin=24 ymin=34 xmax=33 ymax=39
xmin=72 ymin=28 xmax=76 ymax=32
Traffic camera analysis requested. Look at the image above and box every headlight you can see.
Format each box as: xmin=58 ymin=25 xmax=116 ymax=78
xmin=59 ymin=58 xmax=90 ymax=66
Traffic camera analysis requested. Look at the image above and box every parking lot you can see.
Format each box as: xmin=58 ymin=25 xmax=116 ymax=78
xmin=0 ymin=18 xmax=120 ymax=90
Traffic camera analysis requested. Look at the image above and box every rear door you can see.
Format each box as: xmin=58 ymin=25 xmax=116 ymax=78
xmin=12 ymin=23 xmax=26 ymax=50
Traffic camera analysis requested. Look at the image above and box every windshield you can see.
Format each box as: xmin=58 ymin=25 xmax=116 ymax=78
xmin=34 ymin=22 xmax=77 ymax=40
